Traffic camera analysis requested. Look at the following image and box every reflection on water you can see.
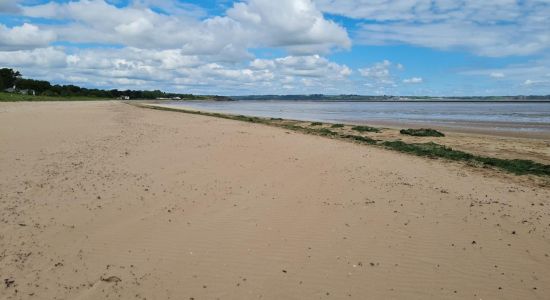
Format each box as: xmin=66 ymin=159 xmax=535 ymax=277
xmin=166 ymin=101 xmax=550 ymax=134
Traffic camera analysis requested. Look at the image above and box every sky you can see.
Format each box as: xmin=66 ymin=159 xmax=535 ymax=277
xmin=1 ymin=0 xmax=550 ymax=96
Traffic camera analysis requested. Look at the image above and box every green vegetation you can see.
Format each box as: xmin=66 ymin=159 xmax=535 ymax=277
xmin=400 ymin=128 xmax=445 ymax=137
xmin=331 ymin=123 xmax=345 ymax=128
xmin=313 ymin=128 xmax=338 ymax=136
xmin=139 ymin=104 xmax=550 ymax=177
xmin=0 ymin=68 xmax=20 ymax=89
xmin=340 ymin=134 xmax=377 ymax=145
xmin=0 ymin=92 xmax=104 ymax=101
xmin=0 ymin=68 xmax=227 ymax=101
xmin=351 ymin=125 xmax=381 ymax=133
xmin=281 ymin=124 xmax=337 ymax=136
xmin=381 ymin=141 xmax=550 ymax=176
xmin=310 ymin=122 xmax=323 ymax=126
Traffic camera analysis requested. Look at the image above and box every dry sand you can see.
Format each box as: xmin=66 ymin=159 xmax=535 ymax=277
xmin=1 ymin=101 xmax=549 ymax=300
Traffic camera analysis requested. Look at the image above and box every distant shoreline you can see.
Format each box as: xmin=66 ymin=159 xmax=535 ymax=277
xmin=157 ymin=101 xmax=550 ymax=140
xmin=233 ymin=99 xmax=550 ymax=103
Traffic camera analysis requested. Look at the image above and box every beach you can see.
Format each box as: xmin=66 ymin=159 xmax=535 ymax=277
xmin=1 ymin=101 xmax=550 ymax=299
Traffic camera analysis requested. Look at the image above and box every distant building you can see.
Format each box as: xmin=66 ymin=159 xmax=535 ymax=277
xmin=20 ymin=89 xmax=36 ymax=96
xmin=3 ymin=85 xmax=35 ymax=96
xmin=4 ymin=85 xmax=16 ymax=93
xmin=118 ymin=96 xmax=130 ymax=100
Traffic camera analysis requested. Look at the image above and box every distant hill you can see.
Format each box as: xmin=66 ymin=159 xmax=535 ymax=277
xmin=232 ymin=94 xmax=550 ymax=102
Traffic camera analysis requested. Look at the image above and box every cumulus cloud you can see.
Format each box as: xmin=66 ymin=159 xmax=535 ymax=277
xmin=317 ymin=0 xmax=550 ymax=57
xmin=0 ymin=45 xmax=352 ymax=94
xmin=359 ymin=60 xmax=401 ymax=85
xmin=227 ymin=0 xmax=350 ymax=53
xmin=252 ymin=55 xmax=351 ymax=78
xmin=21 ymin=0 xmax=350 ymax=57
xmin=0 ymin=0 xmax=355 ymax=94
xmin=403 ymin=77 xmax=423 ymax=84
xmin=0 ymin=23 xmax=56 ymax=50
xmin=0 ymin=47 xmax=67 ymax=68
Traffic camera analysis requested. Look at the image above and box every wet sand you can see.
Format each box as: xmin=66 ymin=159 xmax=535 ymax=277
xmin=353 ymin=119 xmax=550 ymax=140
xmin=1 ymin=101 xmax=549 ymax=300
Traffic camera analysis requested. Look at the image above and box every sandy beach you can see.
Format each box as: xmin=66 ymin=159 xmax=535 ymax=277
xmin=1 ymin=101 xmax=549 ymax=300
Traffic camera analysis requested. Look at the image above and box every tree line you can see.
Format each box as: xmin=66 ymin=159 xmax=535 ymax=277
xmin=0 ymin=68 xmax=211 ymax=100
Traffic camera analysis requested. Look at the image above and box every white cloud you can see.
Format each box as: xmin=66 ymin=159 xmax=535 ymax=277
xmin=0 ymin=0 xmax=354 ymax=94
xmin=403 ymin=77 xmax=423 ymax=84
xmin=523 ymin=79 xmax=550 ymax=87
xmin=315 ymin=0 xmax=524 ymax=23
xmin=20 ymin=0 xmax=350 ymax=57
xmin=227 ymin=0 xmax=351 ymax=54
xmin=255 ymin=55 xmax=352 ymax=78
xmin=0 ymin=23 xmax=56 ymax=50
xmin=0 ymin=47 xmax=67 ymax=67
xmin=317 ymin=0 xmax=550 ymax=57
xmin=0 ymin=45 xmax=352 ymax=94
xmin=462 ymin=56 xmax=550 ymax=87
xmin=0 ymin=0 xmax=20 ymax=13
xmin=359 ymin=60 xmax=400 ymax=85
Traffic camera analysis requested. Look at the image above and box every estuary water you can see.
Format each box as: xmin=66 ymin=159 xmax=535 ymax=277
xmin=165 ymin=100 xmax=550 ymax=137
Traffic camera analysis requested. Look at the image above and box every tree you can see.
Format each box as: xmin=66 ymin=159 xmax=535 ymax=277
xmin=0 ymin=68 xmax=21 ymax=89
xmin=16 ymin=78 xmax=52 ymax=94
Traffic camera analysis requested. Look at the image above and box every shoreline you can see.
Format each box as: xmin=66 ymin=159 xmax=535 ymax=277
xmin=349 ymin=119 xmax=550 ymax=140
xmin=158 ymin=101 xmax=550 ymax=140
xmin=143 ymin=102 xmax=550 ymax=170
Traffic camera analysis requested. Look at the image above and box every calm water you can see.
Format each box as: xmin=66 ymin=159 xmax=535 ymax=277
xmin=165 ymin=101 xmax=550 ymax=135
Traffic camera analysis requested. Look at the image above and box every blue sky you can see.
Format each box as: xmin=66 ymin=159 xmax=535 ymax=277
xmin=1 ymin=0 xmax=549 ymax=96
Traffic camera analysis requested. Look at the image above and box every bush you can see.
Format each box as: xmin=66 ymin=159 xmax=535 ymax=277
xmin=351 ymin=125 xmax=380 ymax=133
xmin=341 ymin=134 xmax=377 ymax=144
xmin=312 ymin=128 xmax=338 ymax=136
xmin=400 ymin=128 xmax=445 ymax=137
xmin=310 ymin=122 xmax=323 ymax=126
xmin=331 ymin=124 xmax=345 ymax=128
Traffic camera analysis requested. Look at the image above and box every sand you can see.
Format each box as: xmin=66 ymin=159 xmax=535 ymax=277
xmin=154 ymin=103 xmax=550 ymax=165
xmin=1 ymin=101 xmax=549 ymax=300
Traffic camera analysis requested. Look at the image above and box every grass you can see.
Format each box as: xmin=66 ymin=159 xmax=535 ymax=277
xmin=281 ymin=124 xmax=337 ymax=136
xmin=340 ymin=134 xmax=378 ymax=145
xmin=351 ymin=125 xmax=381 ymax=133
xmin=0 ymin=92 xmax=105 ymax=102
xmin=400 ymin=128 xmax=445 ymax=137
xmin=313 ymin=128 xmax=338 ymax=136
xmin=138 ymin=104 xmax=550 ymax=177
xmin=381 ymin=141 xmax=550 ymax=176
